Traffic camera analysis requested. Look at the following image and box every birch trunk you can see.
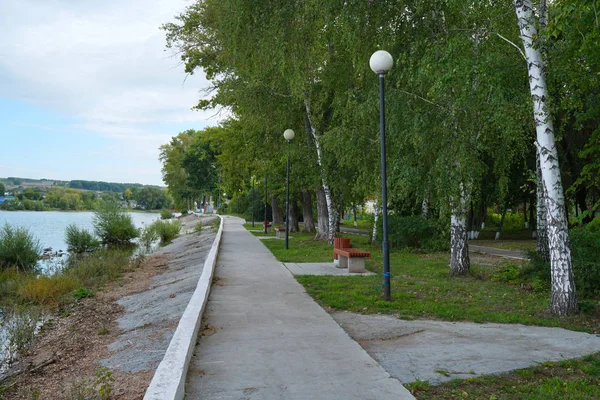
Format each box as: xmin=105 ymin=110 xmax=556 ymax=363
xmin=301 ymin=191 xmax=316 ymax=233
xmin=371 ymin=201 xmax=380 ymax=245
xmin=305 ymin=98 xmax=337 ymax=244
xmin=536 ymin=150 xmax=550 ymax=260
xmin=421 ymin=197 xmax=429 ymax=219
xmin=450 ymin=191 xmax=470 ymax=276
xmin=315 ymin=187 xmax=329 ymax=240
xmin=515 ymin=0 xmax=577 ymax=315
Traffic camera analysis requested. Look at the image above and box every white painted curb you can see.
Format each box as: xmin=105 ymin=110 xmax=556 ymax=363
xmin=144 ymin=215 xmax=224 ymax=400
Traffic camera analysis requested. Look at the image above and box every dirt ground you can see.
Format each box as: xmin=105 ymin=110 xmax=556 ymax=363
xmin=1 ymin=214 xmax=216 ymax=400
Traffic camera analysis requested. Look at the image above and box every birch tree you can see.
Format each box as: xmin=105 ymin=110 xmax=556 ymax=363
xmin=514 ymin=0 xmax=577 ymax=315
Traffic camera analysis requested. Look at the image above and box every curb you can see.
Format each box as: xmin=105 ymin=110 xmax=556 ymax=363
xmin=144 ymin=215 xmax=224 ymax=400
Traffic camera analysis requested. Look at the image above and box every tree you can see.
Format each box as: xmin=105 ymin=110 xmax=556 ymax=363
xmin=0 ymin=182 xmax=5 ymax=196
xmin=514 ymin=0 xmax=577 ymax=315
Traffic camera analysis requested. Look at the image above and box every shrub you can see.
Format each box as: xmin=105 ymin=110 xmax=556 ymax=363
xmin=93 ymin=203 xmax=139 ymax=245
xmin=160 ymin=209 xmax=174 ymax=219
xmin=194 ymin=221 xmax=203 ymax=233
xmin=139 ymin=225 xmax=159 ymax=247
xmin=65 ymin=224 xmax=100 ymax=254
xmin=149 ymin=219 xmax=181 ymax=243
xmin=377 ymin=215 xmax=449 ymax=252
xmin=0 ymin=224 xmax=42 ymax=272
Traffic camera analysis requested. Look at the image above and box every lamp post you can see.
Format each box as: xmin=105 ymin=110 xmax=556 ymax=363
xmin=283 ymin=129 xmax=295 ymax=250
xmin=370 ymin=50 xmax=393 ymax=301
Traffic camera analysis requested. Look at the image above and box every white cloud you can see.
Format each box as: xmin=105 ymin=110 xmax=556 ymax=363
xmin=0 ymin=0 xmax=218 ymax=184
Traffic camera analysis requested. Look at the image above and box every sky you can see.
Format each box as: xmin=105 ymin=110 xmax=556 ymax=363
xmin=0 ymin=0 xmax=217 ymax=186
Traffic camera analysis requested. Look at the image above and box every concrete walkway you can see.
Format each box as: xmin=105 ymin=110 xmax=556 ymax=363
xmin=469 ymin=244 xmax=528 ymax=260
xmin=185 ymin=216 xmax=414 ymax=400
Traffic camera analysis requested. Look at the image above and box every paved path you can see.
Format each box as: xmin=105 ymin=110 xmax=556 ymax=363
xmin=185 ymin=216 xmax=414 ymax=400
xmin=469 ymin=244 xmax=528 ymax=260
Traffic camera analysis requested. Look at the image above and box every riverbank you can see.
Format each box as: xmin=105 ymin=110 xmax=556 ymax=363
xmin=0 ymin=214 xmax=218 ymax=399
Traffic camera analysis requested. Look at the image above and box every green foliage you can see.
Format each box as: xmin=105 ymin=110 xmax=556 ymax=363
xmin=485 ymin=211 xmax=525 ymax=231
xmin=65 ymin=249 xmax=134 ymax=288
xmin=65 ymin=224 xmax=100 ymax=254
xmin=0 ymin=182 xmax=5 ymax=196
xmin=569 ymin=226 xmax=600 ymax=297
xmin=92 ymin=203 xmax=139 ymax=245
xmin=148 ymin=219 xmax=181 ymax=243
xmin=72 ymin=287 xmax=93 ymax=300
xmin=194 ymin=221 xmax=203 ymax=233
xmin=160 ymin=209 xmax=174 ymax=219
xmin=69 ymin=180 xmax=142 ymax=193
xmin=0 ymin=224 xmax=41 ymax=272
xmin=139 ymin=225 xmax=159 ymax=247
xmin=377 ymin=215 xmax=449 ymax=252
xmin=135 ymin=186 xmax=172 ymax=210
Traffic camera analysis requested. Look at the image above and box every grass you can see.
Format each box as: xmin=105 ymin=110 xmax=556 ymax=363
xmin=251 ymin=225 xmax=599 ymax=332
xmin=407 ymin=353 xmax=600 ymax=399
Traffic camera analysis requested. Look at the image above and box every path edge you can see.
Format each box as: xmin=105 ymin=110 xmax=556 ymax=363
xmin=143 ymin=215 xmax=224 ymax=400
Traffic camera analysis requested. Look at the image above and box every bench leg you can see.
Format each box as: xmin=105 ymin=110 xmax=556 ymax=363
xmin=337 ymin=255 xmax=348 ymax=269
xmin=348 ymin=257 xmax=366 ymax=273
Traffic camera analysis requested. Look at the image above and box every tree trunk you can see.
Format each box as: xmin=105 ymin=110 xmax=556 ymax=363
xmin=289 ymin=198 xmax=299 ymax=233
xmin=515 ymin=0 xmax=577 ymax=315
xmin=315 ymin=187 xmax=329 ymax=240
xmin=536 ymin=148 xmax=550 ymax=261
xmin=353 ymin=205 xmax=358 ymax=227
xmin=305 ymin=98 xmax=337 ymax=244
xmin=495 ymin=208 xmax=507 ymax=240
xmin=336 ymin=195 xmax=343 ymax=233
xmin=271 ymin=195 xmax=283 ymax=225
xmin=450 ymin=189 xmax=470 ymax=276
xmin=372 ymin=200 xmax=380 ymax=245
xmin=421 ymin=197 xmax=429 ymax=219
xmin=301 ymin=191 xmax=316 ymax=233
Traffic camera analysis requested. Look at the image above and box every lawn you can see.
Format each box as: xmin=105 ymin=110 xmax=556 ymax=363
xmin=407 ymin=353 xmax=600 ymax=400
xmin=472 ymin=239 xmax=536 ymax=252
xmin=248 ymin=224 xmax=599 ymax=333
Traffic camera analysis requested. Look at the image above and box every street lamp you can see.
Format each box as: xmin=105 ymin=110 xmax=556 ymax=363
xmin=370 ymin=50 xmax=393 ymax=301
xmin=283 ymin=128 xmax=295 ymax=250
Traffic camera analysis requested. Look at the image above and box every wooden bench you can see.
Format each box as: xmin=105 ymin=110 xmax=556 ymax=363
xmin=333 ymin=248 xmax=371 ymax=273
xmin=275 ymin=227 xmax=286 ymax=239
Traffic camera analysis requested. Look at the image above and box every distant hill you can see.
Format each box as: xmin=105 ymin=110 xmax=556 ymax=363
xmin=0 ymin=177 xmax=148 ymax=193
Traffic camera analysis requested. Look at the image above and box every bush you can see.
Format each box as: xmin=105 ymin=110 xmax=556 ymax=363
xmin=0 ymin=224 xmax=42 ymax=272
xmin=93 ymin=203 xmax=139 ymax=245
xmin=139 ymin=225 xmax=159 ymax=247
xmin=149 ymin=219 xmax=181 ymax=243
xmin=160 ymin=209 xmax=174 ymax=219
xmin=377 ymin=215 xmax=449 ymax=252
xmin=65 ymin=224 xmax=100 ymax=254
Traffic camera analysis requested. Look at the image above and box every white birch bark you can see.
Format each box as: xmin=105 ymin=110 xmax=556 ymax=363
xmin=305 ymin=98 xmax=337 ymax=244
xmin=421 ymin=195 xmax=429 ymax=219
xmin=450 ymin=187 xmax=470 ymax=276
xmin=536 ymin=148 xmax=550 ymax=261
xmin=515 ymin=0 xmax=577 ymax=315
xmin=372 ymin=200 xmax=380 ymax=245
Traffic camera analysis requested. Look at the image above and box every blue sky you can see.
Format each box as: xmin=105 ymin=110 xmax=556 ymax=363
xmin=0 ymin=0 xmax=217 ymax=186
